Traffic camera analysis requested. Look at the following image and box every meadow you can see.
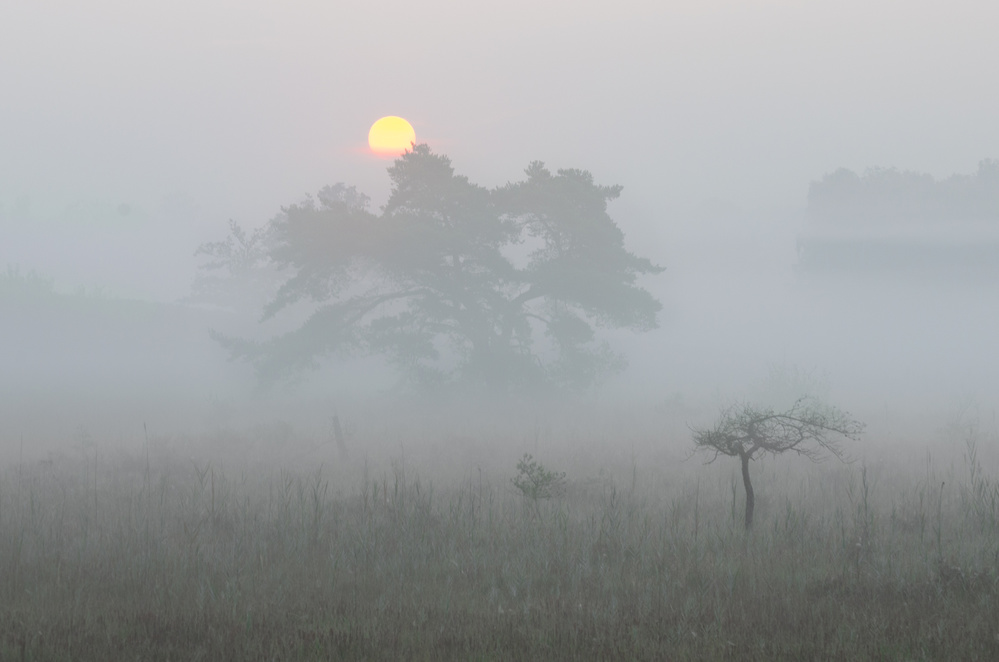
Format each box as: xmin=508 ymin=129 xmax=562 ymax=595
xmin=1 ymin=401 xmax=998 ymax=660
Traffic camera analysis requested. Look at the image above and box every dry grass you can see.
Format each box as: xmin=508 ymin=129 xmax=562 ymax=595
xmin=2 ymin=412 xmax=998 ymax=660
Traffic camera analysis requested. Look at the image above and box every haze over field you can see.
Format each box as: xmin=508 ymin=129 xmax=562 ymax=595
xmin=2 ymin=0 xmax=999 ymax=433
xmin=7 ymin=5 xmax=999 ymax=658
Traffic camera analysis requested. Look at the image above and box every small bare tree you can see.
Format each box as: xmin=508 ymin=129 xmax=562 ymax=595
xmin=691 ymin=396 xmax=864 ymax=530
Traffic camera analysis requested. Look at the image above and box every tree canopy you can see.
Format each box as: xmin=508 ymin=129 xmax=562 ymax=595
xmin=692 ymin=397 xmax=864 ymax=529
xmin=216 ymin=145 xmax=664 ymax=392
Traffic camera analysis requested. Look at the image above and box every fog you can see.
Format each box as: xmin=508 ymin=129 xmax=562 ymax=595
xmin=3 ymin=0 xmax=999 ymax=451
xmin=7 ymin=5 xmax=999 ymax=656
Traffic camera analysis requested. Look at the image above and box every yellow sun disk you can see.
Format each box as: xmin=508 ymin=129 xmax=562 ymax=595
xmin=368 ymin=116 xmax=416 ymax=156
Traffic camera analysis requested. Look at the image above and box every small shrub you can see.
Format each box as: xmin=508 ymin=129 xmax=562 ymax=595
xmin=511 ymin=453 xmax=566 ymax=502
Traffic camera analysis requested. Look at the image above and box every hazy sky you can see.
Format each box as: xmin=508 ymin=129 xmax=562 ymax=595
xmin=4 ymin=0 xmax=997 ymax=219
xmin=2 ymin=0 xmax=999 ymax=412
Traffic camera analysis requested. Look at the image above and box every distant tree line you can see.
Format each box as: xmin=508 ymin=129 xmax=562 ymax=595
xmin=807 ymin=159 xmax=999 ymax=223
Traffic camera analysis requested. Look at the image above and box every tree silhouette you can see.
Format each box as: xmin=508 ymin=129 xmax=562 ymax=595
xmin=189 ymin=220 xmax=282 ymax=320
xmin=806 ymin=159 xmax=999 ymax=224
xmin=214 ymin=145 xmax=663 ymax=392
xmin=691 ymin=397 xmax=864 ymax=530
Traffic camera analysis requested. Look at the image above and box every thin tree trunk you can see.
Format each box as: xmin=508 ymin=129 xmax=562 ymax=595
xmin=331 ymin=415 xmax=348 ymax=459
xmin=740 ymin=452 xmax=754 ymax=530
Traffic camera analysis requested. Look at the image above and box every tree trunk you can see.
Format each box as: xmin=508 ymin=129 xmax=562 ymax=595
xmin=740 ymin=452 xmax=755 ymax=530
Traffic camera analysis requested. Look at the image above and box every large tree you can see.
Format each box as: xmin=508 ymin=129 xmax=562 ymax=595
xmin=216 ymin=145 xmax=664 ymax=391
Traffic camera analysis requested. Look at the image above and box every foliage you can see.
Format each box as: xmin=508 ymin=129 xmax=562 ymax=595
xmin=213 ymin=146 xmax=664 ymax=391
xmin=189 ymin=219 xmax=283 ymax=316
xmin=511 ymin=453 xmax=566 ymax=502
xmin=807 ymin=158 xmax=999 ymax=223
xmin=692 ymin=396 xmax=864 ymax=529
xmin=0 ymin=266 xmax=54 ymax=298
xmin=692 ymin=396 xmax=864 ymax=464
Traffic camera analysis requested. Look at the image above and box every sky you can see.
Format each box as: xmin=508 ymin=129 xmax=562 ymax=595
xmin=4 ymin=2 xmax=997 ymax=224
xmin=2 ymin=0 xmax=999 ymax=411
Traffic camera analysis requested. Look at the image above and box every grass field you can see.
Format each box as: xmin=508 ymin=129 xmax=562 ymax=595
xmin=2 ymin=404 xmax=998 ymax=660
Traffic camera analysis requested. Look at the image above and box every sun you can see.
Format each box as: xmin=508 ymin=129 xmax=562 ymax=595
xmin=368 ymin=116 xmax=416 ymax=157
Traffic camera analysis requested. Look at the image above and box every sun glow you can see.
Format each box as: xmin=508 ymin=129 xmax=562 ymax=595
xmin=368 ymin=116 xmax=416 ymax=157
